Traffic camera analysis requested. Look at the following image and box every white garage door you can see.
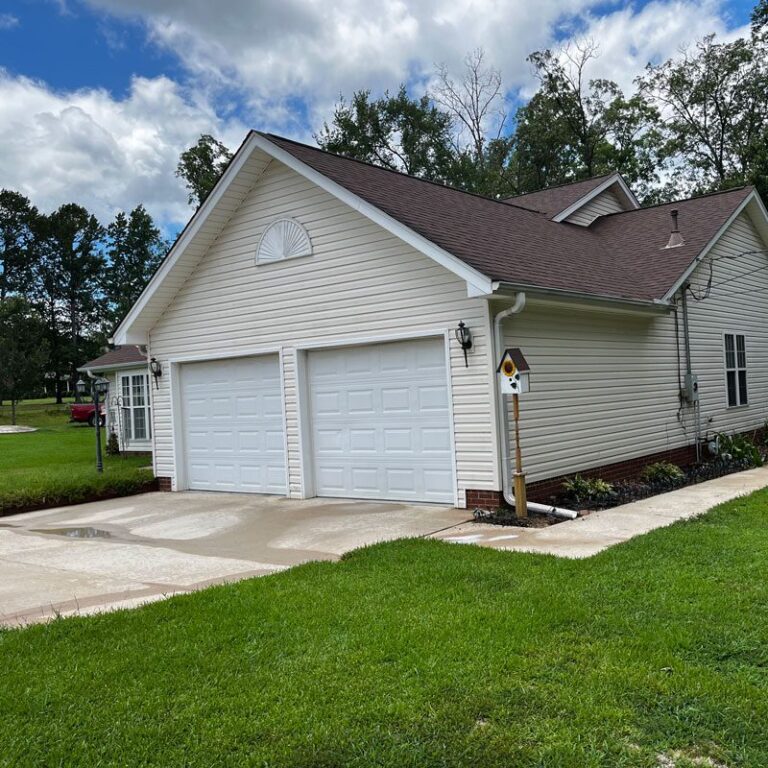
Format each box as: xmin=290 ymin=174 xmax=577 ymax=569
xmin=181 ymin=356 xmax=286 ymax=493
xmin=308 ymin=337 xmax=454 ymax=503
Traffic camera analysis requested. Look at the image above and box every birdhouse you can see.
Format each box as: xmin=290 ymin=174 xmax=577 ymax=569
xmin=497 ymin=348 xmax=530 ymax=395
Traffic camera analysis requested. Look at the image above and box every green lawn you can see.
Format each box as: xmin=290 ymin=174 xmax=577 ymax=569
xmin=2 ymin=492 xmax=768 ymax=766
xmin=0 ymin=400 xmax=155 ymax=515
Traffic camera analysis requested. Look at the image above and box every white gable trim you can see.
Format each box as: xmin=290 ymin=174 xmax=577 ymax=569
xmin=662 ymin=190 xmax=768 ymax=301
xmin=112 ymin=133 xmax=267 ymax=345
xmin=112 ymin=132 xmax=494 ymax=344
xmin=552 ymin=174 xmax=640 ymax=223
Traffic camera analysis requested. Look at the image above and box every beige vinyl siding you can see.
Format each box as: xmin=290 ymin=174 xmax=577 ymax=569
xmin=565 ymin=188 xmax=626 ymax=226
xmin=147 ymin=159 xmax=497 ymax=504
xmin=686 ymin=211 xmax=768 ymax=434
xmin=502 ymin=301 xmax=684 ymax=482
xmin=502 ymin=210 xmax=768 ymax=483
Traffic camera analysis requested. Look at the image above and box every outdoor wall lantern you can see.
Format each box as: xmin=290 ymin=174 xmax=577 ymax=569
xmin=76 ymin=377 xmax=109 ymax=473
xmin=150 ymin=357 xmax=162 ymax=388
xmin=455 ymin=321 xmax=473 ymax=367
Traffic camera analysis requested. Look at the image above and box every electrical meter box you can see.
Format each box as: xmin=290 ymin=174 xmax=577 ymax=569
xmin=683 ymin=372 xmax=699 ymax=403
xmin=497 ymin=348 xmax=531 ymax=395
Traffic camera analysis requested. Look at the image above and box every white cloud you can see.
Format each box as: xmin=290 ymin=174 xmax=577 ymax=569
xmin=0 ymin=71 xmax=246 ymax=226
xmin=0 ymin=13 xmax=19 ymax=29
xmin=0 ymin=0 xmax=749 ymax=230
xmin=84 ymin=0 xmax=742 ymax=125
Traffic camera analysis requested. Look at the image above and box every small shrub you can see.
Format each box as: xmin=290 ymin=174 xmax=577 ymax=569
xmin=715 ymin=432 xmax=763 ymax=467
xmin=106 ymin=430 xmax=120 ymax=456
xmin=562 ymin=475 xmax=615 ymax=508
xmin=640 ymin=461 xmax=684 ymax=485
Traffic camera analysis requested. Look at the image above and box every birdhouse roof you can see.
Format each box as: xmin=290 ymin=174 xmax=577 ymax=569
xmin=497 ymin=348 xmax=530 ymax=373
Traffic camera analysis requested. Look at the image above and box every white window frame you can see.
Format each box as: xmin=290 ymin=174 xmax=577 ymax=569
xmin=119 ymin=372 xmax=152 ymax=443
xmin=723 ymin=332 xmax=748 ymax=408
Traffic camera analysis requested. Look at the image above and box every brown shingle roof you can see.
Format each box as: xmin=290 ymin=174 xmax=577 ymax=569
xmin=80 ymin=346 xmax=146 ymax=371
xmin=502 ymin=174 xmax=616 ymax=216
xmin=263 ymin=133 xmax=754 ymax=302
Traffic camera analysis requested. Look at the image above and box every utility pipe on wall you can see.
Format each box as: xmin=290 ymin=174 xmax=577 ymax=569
xmin=492 ymin=295 xmax=578 ymax=520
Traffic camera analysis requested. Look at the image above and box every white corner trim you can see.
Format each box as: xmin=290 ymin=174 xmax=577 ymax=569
xmin=552 ymin=173 xmax=640 ymax=223
xmin=442 ymin=330 xmax=461 ymax=508
xmin=662 ymin=190 xmax=764 ymax=301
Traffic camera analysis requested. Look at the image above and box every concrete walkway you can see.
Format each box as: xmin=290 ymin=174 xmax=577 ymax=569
xmin=432 ymin=465 xmax=768 ymax=558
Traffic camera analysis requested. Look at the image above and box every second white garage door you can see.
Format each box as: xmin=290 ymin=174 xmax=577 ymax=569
xmin=308 ymin=337 xmax=454 ymax=503
xmin=181 ymin=355 xmax=286 ymax=493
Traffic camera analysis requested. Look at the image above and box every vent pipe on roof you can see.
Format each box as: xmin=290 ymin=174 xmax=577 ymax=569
xmin=666 ymin=209 xmax=685 ymax=248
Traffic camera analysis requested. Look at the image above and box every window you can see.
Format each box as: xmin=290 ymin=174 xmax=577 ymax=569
xmin=120 ymin=373 xmax=151 ymax=442
xmin=724 ymin=333 xmax=748 ymax=407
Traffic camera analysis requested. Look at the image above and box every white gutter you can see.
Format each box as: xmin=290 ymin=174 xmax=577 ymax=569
xmin=493 ymin=294 xmax=579 ymax=520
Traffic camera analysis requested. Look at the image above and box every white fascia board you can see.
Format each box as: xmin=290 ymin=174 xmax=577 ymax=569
xmin=661 ymin=190 xmax=762 ymax=301
xmin=77 ymin=361 xmax=147 ymax=374
xmin=552 ymin=174 xmax=640 ymax=223
xmin=112 ymin=132 xmax=265 ymax=346
xmin=494 ymin=281 xmax=670 ymax=314
xmin=251 ymin=134 xmax=494 ymax=296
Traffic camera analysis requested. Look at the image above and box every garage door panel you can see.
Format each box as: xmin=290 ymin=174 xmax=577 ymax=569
xmin=308 ymin=338 xmax=454 ymax=503
xmin=181 ymin=356 xmax=286 ymax=494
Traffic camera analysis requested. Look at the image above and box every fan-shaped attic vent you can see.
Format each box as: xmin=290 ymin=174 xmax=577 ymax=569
xmin=256 ymin=218 xmax=312 ymax=264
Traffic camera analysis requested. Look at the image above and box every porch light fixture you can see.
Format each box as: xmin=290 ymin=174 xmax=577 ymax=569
xmin=455 ymin=321 xmax=473 ymax=367
xmin=76 ymin=377 xmax=109 ymax=473
xmin=150 ymin=357 xmax=162 ymax=388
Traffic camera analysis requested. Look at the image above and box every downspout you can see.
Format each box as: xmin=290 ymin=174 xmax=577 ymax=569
xmin=679 ymin=284 xmax=701 ymax=462
xmin=493 ymin=295 xmax=578 ymax=520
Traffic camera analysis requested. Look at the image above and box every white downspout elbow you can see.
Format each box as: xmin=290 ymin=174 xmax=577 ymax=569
xmin=493 ymin=295 xmax=578 ymax=520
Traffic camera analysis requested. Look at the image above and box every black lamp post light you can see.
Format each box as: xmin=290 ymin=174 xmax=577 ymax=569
xmin=76 ymin=376 xmax=110 ymax=473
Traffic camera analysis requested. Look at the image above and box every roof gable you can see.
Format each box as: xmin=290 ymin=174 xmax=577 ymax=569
xmin=112 ymin=132 xmax=768 ymax=345
xmin=503 ymin=174 xmax=639 ymax=221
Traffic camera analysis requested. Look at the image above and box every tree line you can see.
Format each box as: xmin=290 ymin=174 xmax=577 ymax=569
xmin=0 ymin=195 xmax=166 ymax=413
xmin=3 ymin=1 xmax=766 ymax=417
xmin=179 ymin=5 xmax=767 ymax=211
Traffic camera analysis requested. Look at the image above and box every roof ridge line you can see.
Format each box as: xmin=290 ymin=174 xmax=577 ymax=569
xmin=596 ymin=185 xmax=753 ymax=219
xmin=503 ymin=172 xmax=616 ymax=201
xmin=259 ymin=132 xmax=549 ymax=218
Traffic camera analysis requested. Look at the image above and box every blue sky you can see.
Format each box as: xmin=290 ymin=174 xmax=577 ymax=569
xmin=0 ymin=0 xmax=758 ymax=230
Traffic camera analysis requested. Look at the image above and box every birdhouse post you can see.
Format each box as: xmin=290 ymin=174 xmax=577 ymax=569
xmin=497 ymin=348 xmax=531 ymax=518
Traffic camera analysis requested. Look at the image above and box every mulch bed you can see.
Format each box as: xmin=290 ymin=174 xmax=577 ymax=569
xmin=474 ymin=457 xmax=758 ymax=527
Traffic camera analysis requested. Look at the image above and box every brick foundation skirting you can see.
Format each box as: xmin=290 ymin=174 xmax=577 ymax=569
xmin=466 ymin=443 xmax=701 ymax=509
xmin=156 ymin=477 xmax=173 ymax=492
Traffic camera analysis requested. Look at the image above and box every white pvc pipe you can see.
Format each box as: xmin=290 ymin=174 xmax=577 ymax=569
xmin=493 ymin=294 xmax=579 ymax=521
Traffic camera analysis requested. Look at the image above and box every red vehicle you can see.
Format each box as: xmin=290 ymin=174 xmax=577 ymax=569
xmin=69 ymin=402 xmax=106 ymax=427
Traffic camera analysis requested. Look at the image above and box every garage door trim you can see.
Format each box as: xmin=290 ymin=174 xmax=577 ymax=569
xmin=170 ymin=349 xmax=289 ymax=494
xmin=295 ymin=330 xmax=458 ymax=505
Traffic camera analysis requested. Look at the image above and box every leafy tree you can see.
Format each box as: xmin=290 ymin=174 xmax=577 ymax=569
xmin=105 ymin=205 xmax=166 ymax=329
xmin=753 ymin=0 xmax=768 ymax=32
xmin=638 ymin=33 xmax=768 ymax=200
xmin=317 ymin=86 xmax=456 ymax=182
xmin=0 ymin=298 xmax=49 ymax=424
xmin=176 ymin=134 xmax=233 ymax=207
xmin=34 ymin=204 xmax=105 ymax=402
xmin=0 ymin=190 xmax=38 ymax=300
xmin=512 ymin=42 xmax=663 ymax=198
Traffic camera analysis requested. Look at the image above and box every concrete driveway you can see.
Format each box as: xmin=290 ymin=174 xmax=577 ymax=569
xmin=0 ymin=492 xmax=469 ymax=626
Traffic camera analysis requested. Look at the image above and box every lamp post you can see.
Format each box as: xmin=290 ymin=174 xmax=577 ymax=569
xmin=76 ymin=376 xmax=110 ymax=473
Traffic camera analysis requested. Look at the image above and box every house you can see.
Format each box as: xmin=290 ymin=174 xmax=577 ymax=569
xmin=78 ymin=345 xmax=152 ymax=454
xmin=111 ymin=131 xmax=768 ymax=508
